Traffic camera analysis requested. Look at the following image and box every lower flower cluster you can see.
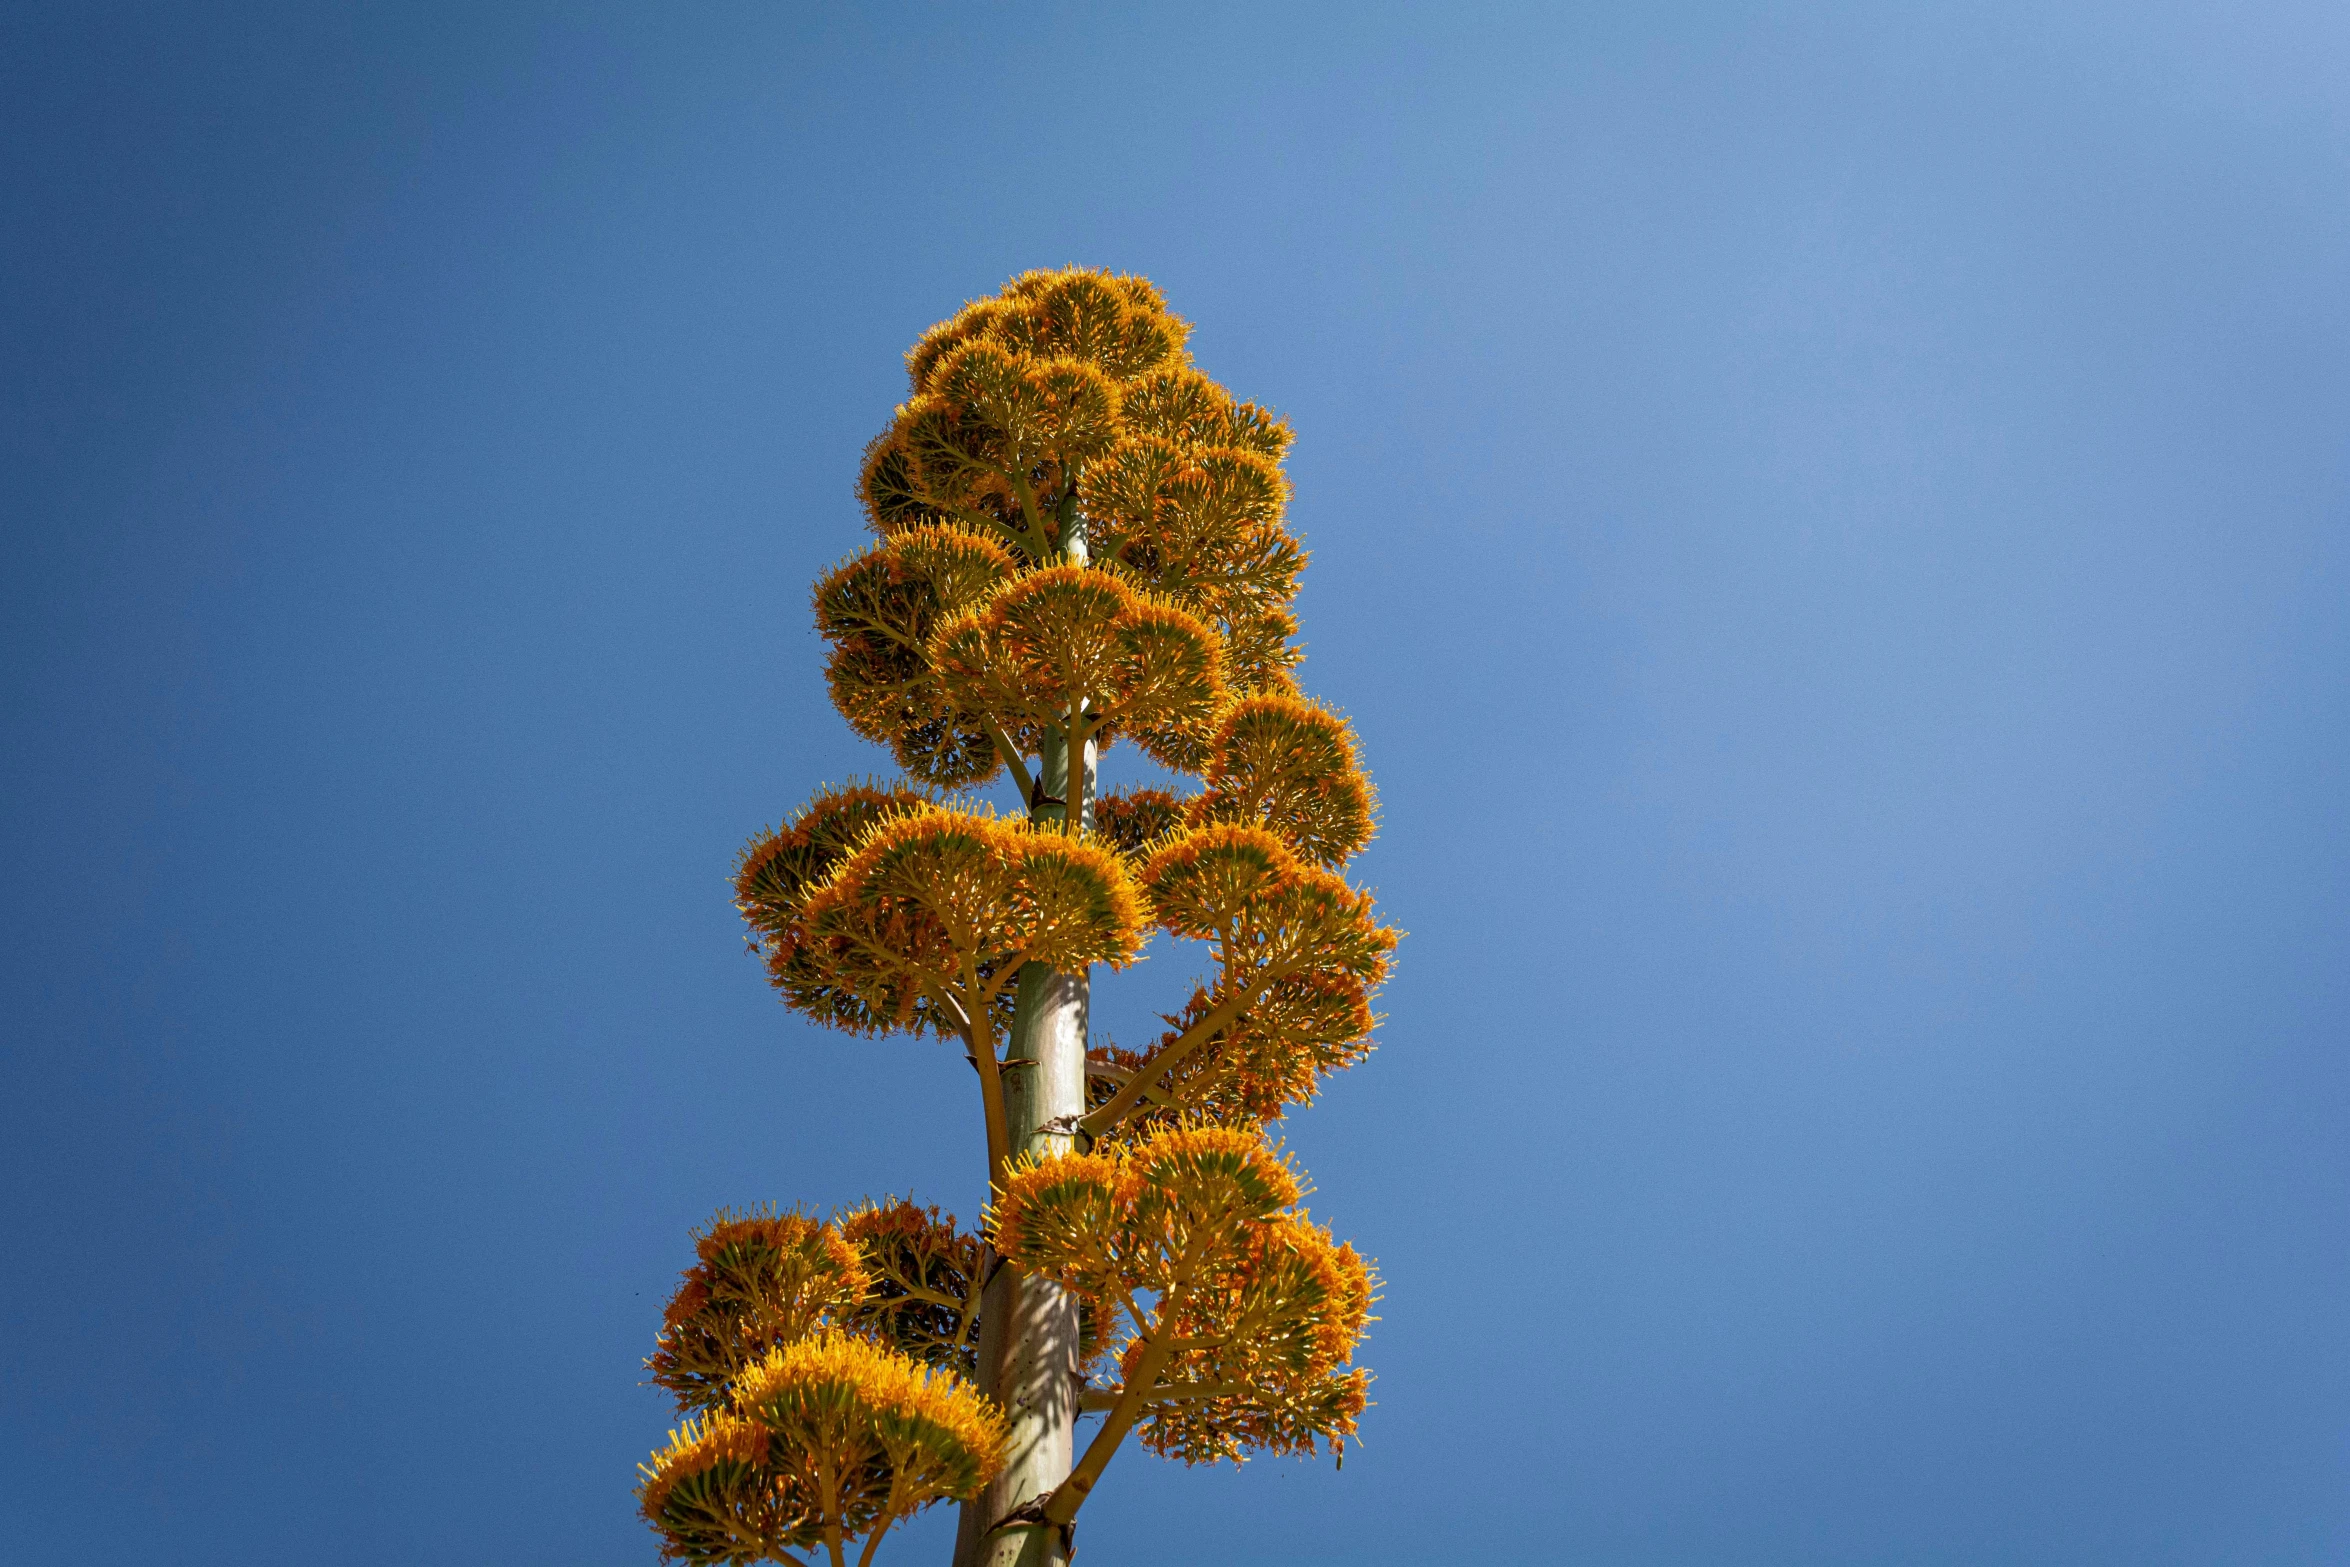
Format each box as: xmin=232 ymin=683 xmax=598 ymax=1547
xmin=638 ymin=1120 xmax=1379 ymax=1562
xmin=638 ymin=1205 xmax=1002 ymax=1567
xmin=993 ymin=1124 xmax=1377 ymax=1478
xmin=639 ymin=1332 xmax=1006 ymax=1567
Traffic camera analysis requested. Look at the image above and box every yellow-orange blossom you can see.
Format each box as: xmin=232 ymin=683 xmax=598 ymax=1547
xmin=636 ymin=269 xmax=1396 ymax=1567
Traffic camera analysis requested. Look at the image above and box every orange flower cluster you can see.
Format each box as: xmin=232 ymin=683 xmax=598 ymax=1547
xmin=640 ymin=1334 xmax=1007 ymax=1567
xmin=637 ymin=1412 xmax=784 ymax=1567
xmin=814 ymin=528 xmax=1014 ymax=788
xmin=930 ymin=561 xmax=1224 ymax=767
xmin=738 ymin=793 xmax=1148 ymax=1049
xmin=641 ymin=1206 xmax=1007 ymax=1566
xmin=1191 ymin=692 xmax=1377 ymax=869
xmin=1077 ymin=823 xmax=1396 ymax=1134
xmin=735 ymin=1334 xmax=1005 ymax=1531
xmin=1088 ymin=785 xmax=1186 ymax=856
xmin=833 ymin=270 xmax=1304 ymax=784
xmin=860 ymin=273 xmax=1188 ymax=560
xmin=1087 ymin=691 xmax=1376 ymax=870
xmin=1078 ymin=363 xmax=1303 ymax=704
xmin=650 ymin=1209 xmax=870 ymax=1415
xmin=991 ymin=1125 xmax=1377 ymax=1476
xmin=835 ymin=1200 xmax=984 ymax=1380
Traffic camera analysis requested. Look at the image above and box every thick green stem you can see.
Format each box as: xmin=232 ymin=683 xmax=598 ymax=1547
xmin=957 ymin=503 xmax=1094 ymax=1567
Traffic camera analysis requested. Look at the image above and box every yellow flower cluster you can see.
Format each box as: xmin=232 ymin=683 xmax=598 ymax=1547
xmin=640 ymin=1208 xmax=1007 ymax=1565
xmin=733 ymin=764 xmax=1392 ymax=1138
xmin=860 ymin=272 xmax=1190 ymax=558
xmin=990 ymin=1123 xmax=1378 ymax=1471
xmin=813 ymin=528 xmax=1014 ymax=787
xmin=830 ymin=269 xmax=1305 ymax=786
xmin=639 ymin=1333 xmax=1006 ymax=1566
xmin=1088 ymin=824 xmax=1396 ymax=1131
xmin=648 ymin=1209 xmax=869 ymax=1414
xmin=733 ymin=1331 xmax=1007 ymax=1509
xmin=931 ymin=560 xmax=1225 ymax=766
xmin=737 ymin=794 xmax=1147 ymax=1044
xmin=1192 ymin=692 xmax=1377 ymax=869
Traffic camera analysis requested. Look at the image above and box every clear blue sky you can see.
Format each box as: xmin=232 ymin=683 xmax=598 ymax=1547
xmin=5 ymin=5 xmax=2346 ymax=1563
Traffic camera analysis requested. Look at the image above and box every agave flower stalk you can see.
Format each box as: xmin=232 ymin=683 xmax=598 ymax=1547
xmin=640 ymin=269 xmax=1395 ymax=1567
xmin=971 ymin=501 xmax=1096 ymax=1567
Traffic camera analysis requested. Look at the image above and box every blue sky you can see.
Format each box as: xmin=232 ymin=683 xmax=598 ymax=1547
xmin=4 ymin=5 xmax=2346 ymax=1563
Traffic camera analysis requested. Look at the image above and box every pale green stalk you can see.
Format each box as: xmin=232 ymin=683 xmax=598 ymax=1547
xmin=956 ymin=503 xmax=1093 ymax=1567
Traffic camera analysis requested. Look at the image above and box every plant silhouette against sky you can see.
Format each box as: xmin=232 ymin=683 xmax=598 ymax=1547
xmin=635 ymin=269 xmax=1397 ymax=1567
